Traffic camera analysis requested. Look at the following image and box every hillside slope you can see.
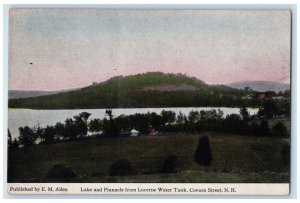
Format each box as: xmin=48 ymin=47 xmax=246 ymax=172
xmin=9 ymin=72 xmax=248 ymax=109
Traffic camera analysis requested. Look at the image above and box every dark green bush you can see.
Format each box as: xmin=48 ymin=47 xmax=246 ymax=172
xmin=45 ymin=164 xmax=76 ymax=182
xmin=109 ymin=159 xmax=132 ymax=176
xmin=162 ymin=155 xmax=177 ymax=173
xmin=273 ymin=122 xmax=288 ymax=136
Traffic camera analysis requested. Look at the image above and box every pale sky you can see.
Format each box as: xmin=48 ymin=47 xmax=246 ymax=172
xmin=9 ymin=9 xmax=291 ymax=91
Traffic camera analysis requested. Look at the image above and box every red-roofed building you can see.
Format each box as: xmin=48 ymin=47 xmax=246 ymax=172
xmin=148 ymin=128 xmax=158 ymax=136
xmin=255 ymin=92 xmax=269 ymax=101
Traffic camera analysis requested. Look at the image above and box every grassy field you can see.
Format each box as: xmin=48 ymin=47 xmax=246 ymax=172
xmin=8 ymin=132 xmax=290 ymax=183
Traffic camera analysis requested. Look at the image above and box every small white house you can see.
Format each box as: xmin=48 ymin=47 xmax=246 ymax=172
xmin=130 ymin=129 xmax=139 ymax=137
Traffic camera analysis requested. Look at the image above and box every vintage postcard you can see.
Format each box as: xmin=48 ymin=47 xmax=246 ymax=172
xmin=7 ymin=9 xmax=291 ymax=195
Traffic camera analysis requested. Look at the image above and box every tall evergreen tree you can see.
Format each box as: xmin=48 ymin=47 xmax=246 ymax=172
xmin=8 ymin=129 xmax=12 ymax=147
xmin=194 ymin=136 xmax=213 ymax=168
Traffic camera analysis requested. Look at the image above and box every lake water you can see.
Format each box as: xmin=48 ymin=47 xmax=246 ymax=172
xmin=8 ymin=107 xmax=258 ymax=139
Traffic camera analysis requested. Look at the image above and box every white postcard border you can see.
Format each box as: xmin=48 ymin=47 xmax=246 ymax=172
xmin=2 ymin=3 xmax=297 ymax=199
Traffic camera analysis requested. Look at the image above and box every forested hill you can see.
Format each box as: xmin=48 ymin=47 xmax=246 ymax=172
xmin=9 ymin=72 xmax=249 ymax=109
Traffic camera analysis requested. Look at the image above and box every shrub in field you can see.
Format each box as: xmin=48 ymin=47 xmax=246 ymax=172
xmin=109 ymin=159 xmax=132 ymax=176
xmin=162 ymin=155 xmax=177 ymax=173
xmin=259 ymin=120 xmax=269 ymax=135
xmin=273 ymin=122 xmax=288 ymax=136
xmin=45 ymin=164 xmax=76 ymax=182
xmin=194 ymin=136 xmax=213 ymax=168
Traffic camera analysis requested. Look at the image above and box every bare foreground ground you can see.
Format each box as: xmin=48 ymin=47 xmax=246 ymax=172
xmin=8 ymin=132 xmax=290 ymax=183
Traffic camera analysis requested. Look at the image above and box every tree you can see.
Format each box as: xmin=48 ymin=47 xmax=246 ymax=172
xmin=129 ymin=114 xmax=149 ymax=134
xmin=41 ymin=125 xmax=56 ymax=144
xmin=8 ymin=129 xmax=12 ymax=147
xmin=63 ymin=118 xmax=77 ymax=140
xmin=225 ymin=114 xmax=241 ymax=121
xmin=224 ymin=114 xmax=243 ymax=133
xmin=199 ymin=110 xmax=208 ymax=120
xmin=18 ymin=126 xmax=36 ymax=147
xmin=73 ymin=112 xmax=91 ymax=138
xmin=55 ymin=122 xmax=65 ymax=141
xmin=88 ymin=118 xmax=103 ymax=134
xmin=176 ymin=111 xmax=187 ymax=125
xmin=188 ymin=111 xmax=199 ymax=123
xmin=34 ymin=125 xmax=43 ymax=142
xmin=104 ymin=109 xmax=119 ymax=136
xmin=240 ymin=106 xmax=250 ymax=121
xmin=199 ymin=109 xmax=223 ymax=121
xmin=258 ymin=99 xmax=279 ymax=119
xmin=149 ymin=112 xmax=164 ymax=131
xmin=8 ymin=129 xmax=19 ymax=149
xmin=105 ymin=109 xmax=113 ymax=120
xmin=102 ymin=118 xmax=112 ymax=135
xmin=10 ymin=138 xmax=20 ymax=149
xmin=161 ymin=110 xmax=176 ymax=125
xmin=194 ymin=136 xmax=213 ymax=169
xmin=206 ymin=109 xmax=223 ymax=120
xmin=115 ymin=115 xmax=131 ymax=133
xmin=78 ymin=112 xmax=91 ymax=124
xmin=74 ymin=116 xmax=88 ymax=138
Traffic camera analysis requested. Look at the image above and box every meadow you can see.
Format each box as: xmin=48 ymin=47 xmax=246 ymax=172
xmin=8 ymin=132 xmax=289 ymax=183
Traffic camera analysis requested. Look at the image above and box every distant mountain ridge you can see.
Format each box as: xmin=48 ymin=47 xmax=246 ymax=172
xmin=9 ymin=89 xmax=77 ymax=99
xmin=9 ymin=72 xmax=249 ymax=109
xmin=227 ymin=81 xmax=290 ymax=93
xmin=278 ymin=76 xmax=290 ymax=84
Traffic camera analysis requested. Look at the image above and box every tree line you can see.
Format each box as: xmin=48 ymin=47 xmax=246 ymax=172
xmin=8 ymin=98 xmax=289 ymax=149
